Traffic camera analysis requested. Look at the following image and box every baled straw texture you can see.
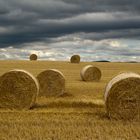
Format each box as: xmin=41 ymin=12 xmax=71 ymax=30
xmin=70 ymin=55 xmax=80 ymax=63
xmin=37 ymin=69 xmax=65 ymax=97
xmin=104 ymin=72 xmax=140 ymax=120
xmin=30 ymin=54 xmax=38 ymax=61
xmin=80 ymin=65 xmax=102 ymax=81
xmin=0 ymin=69 xmax=39 ymax=110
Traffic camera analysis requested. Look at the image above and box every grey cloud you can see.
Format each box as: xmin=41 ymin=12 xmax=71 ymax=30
xmin=0 ymin=0 xmax=140 ymax=48
xmin=63 ymin=0 xmax=140 ymax=12
xmin=0 ymin=12 xmax=140 ymax=47
xmin=1 ymin=38 xmax=140 ymax=62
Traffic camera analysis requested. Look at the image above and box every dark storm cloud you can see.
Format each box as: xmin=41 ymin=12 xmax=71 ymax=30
xmin=0 ymin=0 xmax=140 ymax=47
xmin=63 ymin=0 xmax=140 ymax=12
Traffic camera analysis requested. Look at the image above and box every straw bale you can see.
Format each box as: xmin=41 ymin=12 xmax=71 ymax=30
xmin=30 ymin=54 xmax=37 ymax=61
xmin=0 ymin=69 xmax=39 ymax=110
xmin=37 ymin=69 xmax=65 ymax=97
xmin=70 ymin=55 xmax=80 ymax=63
xmin=80 ymin=65 xmax=101 ymax=81
xmin=104 ymin=72 xmax=140 ymax=120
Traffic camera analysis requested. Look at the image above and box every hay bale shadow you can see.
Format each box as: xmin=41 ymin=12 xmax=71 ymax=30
xmin=31 ymin=100 xmax=104 ymax=109
xmin=59 ymin=92 xmax=74 ymax=98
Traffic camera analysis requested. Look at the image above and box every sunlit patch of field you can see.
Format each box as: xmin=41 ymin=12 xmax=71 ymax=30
xmin=0 ymin=60 xmax=139 ymax=140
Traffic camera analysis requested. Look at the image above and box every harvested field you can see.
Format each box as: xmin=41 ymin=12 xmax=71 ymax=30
xmin=0 ymin=60 xmax=139 ymax=140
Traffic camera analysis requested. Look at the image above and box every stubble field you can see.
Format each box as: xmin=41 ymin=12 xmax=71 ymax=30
xmin=0 ymin=60 xmax=139 ymax=140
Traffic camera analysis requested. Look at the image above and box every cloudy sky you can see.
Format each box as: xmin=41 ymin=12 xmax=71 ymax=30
xmin=0 ymin=0 xmax=140 ymax=61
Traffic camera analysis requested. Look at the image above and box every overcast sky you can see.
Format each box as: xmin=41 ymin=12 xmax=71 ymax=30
xmin=0 ymin=0 xmax=140 ymax=61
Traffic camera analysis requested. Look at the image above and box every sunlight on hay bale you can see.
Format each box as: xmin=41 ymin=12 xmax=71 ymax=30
xmin=80 ymin=65 xmax=101 ymax=81
xmin=37 ymin=69 xmax=65 ymax=97
xmin=30 ymin=54 xmax=38 ymax=61
xmin=0 ymin=69 xmax=39 ymax=110
xmin=70 ymin=55 xmax=80 ymax=63
xmin=104 ymin=72 xmax=140 ymax=120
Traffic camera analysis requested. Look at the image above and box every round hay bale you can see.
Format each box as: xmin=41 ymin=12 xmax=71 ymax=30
xmin=0 ymin=69 xmax=39 ymax=110
xmin=104 ymin=72 xmax=140 ymax=120
xmin=37 ymin=69 xmax=65 ymax=97
xmin=70 ymin=55 xmax=80 ymax=63
xmin=30 ymin=54 xmax=38 ymax=61
xmin=80 ymin=65 xmax=101 ymax=81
